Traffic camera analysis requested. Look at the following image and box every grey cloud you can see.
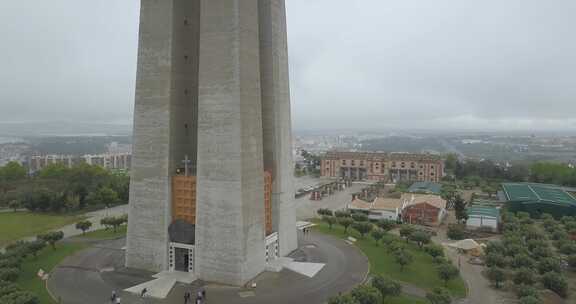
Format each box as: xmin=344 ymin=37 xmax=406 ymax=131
xmin=0 ymin=0 xmax=574 ymax=131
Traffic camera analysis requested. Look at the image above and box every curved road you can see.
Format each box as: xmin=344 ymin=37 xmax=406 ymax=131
xmin=48 ymin=231 xmax=369 ymax=304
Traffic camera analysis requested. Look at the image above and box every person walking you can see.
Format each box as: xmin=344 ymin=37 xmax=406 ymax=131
xmin=116 ymin=296 xmax=121 ymax=304
xmin=195 ymin=295 xmax=201 ymax=304
xmin=184 ymin=291 xmax=191 ymax=304
xmin=110 ymin=290 xmax=117 ymax=303
xmin=201 ymin=288 xmax=206 ymax=300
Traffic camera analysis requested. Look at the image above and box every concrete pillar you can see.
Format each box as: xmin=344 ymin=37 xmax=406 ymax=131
xmin=195 ymin=0 xmax=266 ymax=286
xmin=258 ymin=0 xmax=297 ymax=257
xmin=126 ymin=0 xmax=176 ymax=272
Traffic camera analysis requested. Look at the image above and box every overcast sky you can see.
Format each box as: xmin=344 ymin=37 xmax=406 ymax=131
xmin=1 ymin=0 xmax=575 ymax=132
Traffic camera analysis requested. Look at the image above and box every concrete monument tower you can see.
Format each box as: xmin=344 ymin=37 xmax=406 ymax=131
xmin=126 ymin=0 xmax=297 ymax=286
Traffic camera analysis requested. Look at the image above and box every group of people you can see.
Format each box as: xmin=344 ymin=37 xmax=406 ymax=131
xmin=110 ymin=288 xmax=207 ymax=303
xmin=184 ymin=289 xmax=206 ymax=304
xmin=301 ymin=227 xmax=312 ymax=236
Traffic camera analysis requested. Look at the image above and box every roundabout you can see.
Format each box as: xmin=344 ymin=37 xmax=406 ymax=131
xmin=48 ymin=231 xmax=369 ymax=304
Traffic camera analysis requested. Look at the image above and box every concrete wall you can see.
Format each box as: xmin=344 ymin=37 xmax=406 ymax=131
xmin=126 ymin=0 xmax=176 ymax=272
xmin=258 ymin=0 xmax=297 ymax=257
xmin=195 ymin=0 xmax=266 ymax=286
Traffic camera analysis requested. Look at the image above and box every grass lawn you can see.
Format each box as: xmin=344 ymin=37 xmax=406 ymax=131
xmin=314 ymin=221 xmax=467 ymax=298
xmin=387 ymin=294 xmax=428 ymax=304
xmin=76 ymin=225 xmax=127 ymax=240
xmin=17 ymin=243 xmax=87 ymax=304
xmin=0 ymin=212 xmax=84 ymax=246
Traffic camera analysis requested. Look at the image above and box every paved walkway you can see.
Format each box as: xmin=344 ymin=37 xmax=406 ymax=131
xmin=295 ymin=180 xmax=366 ymax=220
xmin=48 ymin=231 xmax=369 ymax=304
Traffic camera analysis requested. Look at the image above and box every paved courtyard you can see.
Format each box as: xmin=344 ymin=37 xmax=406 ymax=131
xmin=48 ymin=231 xmax=369 ymax=304
xmin=295 ymin=177 xmax=368 ymax=220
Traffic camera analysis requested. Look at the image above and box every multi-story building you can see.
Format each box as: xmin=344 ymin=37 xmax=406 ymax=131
xmin=29 ymin=153 xmax=132 ymax=172
xmin=321 ymin=151 xmax=444 ymax=183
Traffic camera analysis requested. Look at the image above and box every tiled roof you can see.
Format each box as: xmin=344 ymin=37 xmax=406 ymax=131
xmin=372 ymin=197 xmax=404 ymax=210
xmin=323 ymin=151 xmax=443 ymax=162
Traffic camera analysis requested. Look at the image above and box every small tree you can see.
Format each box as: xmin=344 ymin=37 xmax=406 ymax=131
xmin=75 ymin=221 xmax=92 ymax=235
xmin=399 ymin=225 xmax=415 ymax=242
xmin=371 ymin=229 xmax=384 ymax=245
xmin=27 ymin=240 xmax=46 ymax=258
xmin=377 ymin=219 xmax=395 ymax=232
xmin=424 ymin=244 xmax=444 ymax=258
xmin=0 ymin=291 xmax=40 ymax=304
xmin=518 ymin=296 xmax=540 ymax=304
xmin=437 ymin=263 xmax=459 ymax=286
xmin=453 ymin=195 xmax=468 ymax=223
xmin=317 ymin=208 xmax=334 ymax=217
xmin=0 ymin=268 xmax=19 ymax=282
xmin=352 ymin=213 xmax=369 ymax=222
xmin=339 ymin=217 xmax=354 ymax=233
xmin=447 ymin=224 xmax=466 ymax=240
xmin=486 ymin=267 xmax=505 ymax=288
xmin=352 ymin=222 xmax=373 ymax=238
xmin=323 ymin=216 xmax=336 ymax=230
xmin=37 ymin=231 xmax=64 ymax=250
xmin=426 ymin=287 xmax=451 ymax=304
xmin=541 ymin=272 xmax=568 ymax=298
xmin=485 ymin=253 xmax=507 ymax=268
xmin=350 ymin=285 xmax=382 ymax=304
xmin=513 ymin=268 xmax=538 ymax=286
xmin=567 ymin=255 xmax=576 ymax=268
xmin=8 ymin=200 xmax=20 ymax=212
xmin=371 ymin=275 xmax=401 ymax=303
xmin=516 ymin=284 xmax=540 ymax=300
xmin=327 ymin=294 xmax=357 ymax=304
xmin=512 ymin=254 xmax=535 ymax=269
xmin=335 ymin=210 xmax=351 ymax=218
xmin=394 ymin=250 xmax=413 ymax=271
xmin=409 ymin=231 xmax=431 ymax=248
xmin=537 ymin=257 xmax=561 ymax=275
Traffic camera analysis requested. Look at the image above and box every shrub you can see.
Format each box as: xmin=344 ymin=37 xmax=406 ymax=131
xmin=376 ymin=219 xmax=396 ymax=232
xmin=371 ymin=275 xmax=401 ymax=302
xmin=518 ymin=296 xmax=540 ymax=304
xmin=75 ymin=221 xmax=93 ymax=235
xmin=399 ymin=225 xmax=415 ymax=241
xmin=541 ymin=272 xmax=568 ymax=298
xmin=558 ymin=242 xmax=576 ymax=255
xmin=352 ymin=222 xmax=373 ymax=238
xmin=437 ymin=263 xmax=459 ymax=286
xmin=37 ymin=231 xmax=64 ymax=250
xmin=352 ymin=213 xmax=369 ymax=222
xmin=511 ymin=254 xmax=535 ymax=269
xmin=0 ymin=291 xmax=39 ymax=304
xmin=485 ymin=253 xmax=507 ymax=268
xmin=394 ymin=250 xmax=413 ymax=271
xmin=409 ymin=231 xmax=431 ymax=248
xmin=317 ymin=208 xmax=333 ymax=216
xmin=370 ymin=229 xmax=384 ymax=245
xmin=513 ymin=268 xmax=538 ymax=286
xmin=424 ymin=244 xmax=445 ymax=258
xmin=486 ymin=267 xmax=505 ymax=288
xmin=426 ymin=287 xmax=451 ymax=304
xmin=350 ymin=285 xmax=382 ymax=304
xmin=0 ymin=269 xmax=19 ymax=282
xmin=447 ymin=224 xmax=466 ymax=240
xmin=338 ymin=217 xmax=354 ymax=233
xmin=537 ymin=257 xmax=561 ymax=275
xmin=334 ymin=210 xmax=351 ymax=218
xmin=322 ymin=216 xmax=337 ymax=229
xmin=515 ymin=284 xmax=540 ymax=299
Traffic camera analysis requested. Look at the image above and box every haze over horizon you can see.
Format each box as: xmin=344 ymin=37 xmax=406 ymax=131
xmin=1 ymin=0 xmax=575 ymax=132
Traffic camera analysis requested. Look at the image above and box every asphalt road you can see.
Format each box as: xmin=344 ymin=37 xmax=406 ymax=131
xmin=48 ymin=231 xmax=369 ymax=304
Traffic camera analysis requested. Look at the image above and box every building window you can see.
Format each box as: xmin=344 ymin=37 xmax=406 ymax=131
xmin=419 ymin=172 xmax=423 ymax=175
xmin=431 ymin=165 xmax=435 ymax=169
xmin=342 ymin=160 xmax=346 ymax=165
xmin=401 ymin=162 xmax=405 ymax=168
xmin=431 ymin=172 xmax=435 ymax=176
xmin=410 ymin=162 xmax=415 ymax=169
xmin=392 ymin=162 xmax=396 ymax=168
xmin=351 ymin=160 xmax=355 ymax=166
xmin=360 ymin=161 xmax=364 ymax=166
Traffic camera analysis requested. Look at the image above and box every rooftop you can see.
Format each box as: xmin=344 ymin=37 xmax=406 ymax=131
xmin=323 ymin=151 xmax=443 ymax=162
xmin=502 ymin=183 xmax=576 ymax=207
xmin=372 ymin=197 xmax=404 ymax=210
xmin=467 ymin=206 xmax=500 ymax=218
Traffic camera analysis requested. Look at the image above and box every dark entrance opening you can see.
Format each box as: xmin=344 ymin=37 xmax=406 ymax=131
xmin=174 ymin=247 xmax=190 ymax=272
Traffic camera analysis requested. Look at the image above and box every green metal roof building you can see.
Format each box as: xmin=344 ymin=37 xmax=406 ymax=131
xmin=502 ymin=183 xmax=576 ymax=218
